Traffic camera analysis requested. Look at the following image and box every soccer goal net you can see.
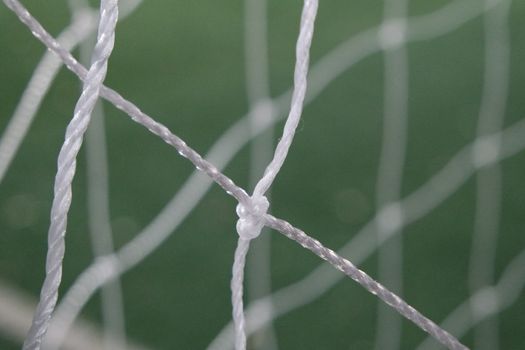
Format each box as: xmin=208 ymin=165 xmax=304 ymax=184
xmin=0 ymin=0 xmax=524 ymax=349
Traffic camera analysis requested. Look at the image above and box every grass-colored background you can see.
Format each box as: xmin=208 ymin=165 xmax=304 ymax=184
xmin=1 ymin=0 xmax=524 ymax=348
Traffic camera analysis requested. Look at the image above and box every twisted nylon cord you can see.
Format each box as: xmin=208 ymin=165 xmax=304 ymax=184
xmin=21 ymin=1 xmax=119 ymax=348
xmin=231 ymin=238 xmax=251 ymax=350
xmin=231 ymin=1 xmax=318 ymax=349
xmin=252 ymin=0 xmax=318 ymax=198
xmin=5 ymin=1 xmax=468 ymax=349
xmin=263 ymin=214 xmax=468 ymax=350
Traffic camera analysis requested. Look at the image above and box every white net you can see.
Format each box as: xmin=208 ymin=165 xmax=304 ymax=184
xmin=0 ymin=0 xmax=524 ymax=349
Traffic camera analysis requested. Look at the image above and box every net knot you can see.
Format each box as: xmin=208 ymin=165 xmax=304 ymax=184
xmin=236 ymin=195 xmax=269 ymax=240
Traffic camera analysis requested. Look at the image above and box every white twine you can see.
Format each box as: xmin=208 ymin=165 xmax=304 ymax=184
xmin=19 ymin=1 xmax=119 ymax=349
xmin=4 ymin=1 xmax=470 ymax=349
xmin=252 ymin=0 xmax=318 ymax=199
xmin=231 ymin=1 xmax=318 ymax=349
xmin=244 ymin=0 xmax=278 ymax=346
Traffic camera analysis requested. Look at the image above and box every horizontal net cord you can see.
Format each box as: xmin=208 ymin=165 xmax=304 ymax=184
xmin=20 ymin=0 xmax=120 ymax=349
xmin=4 ymin=1 xmax=468 ymax=349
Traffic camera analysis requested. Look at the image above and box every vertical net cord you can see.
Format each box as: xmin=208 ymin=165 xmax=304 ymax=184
xmin=468 ymin=1 xmax=510 ymax=350
xmin=10 ymin=1 xmax=516 ymax=349
xmin=21 ymin=1 xmax=120 ymax=349
xmin=243 ymin=0 xmax=278 ymax=349
xmin=79 ymin=8 xmax=127 ymax=350
xmin=4 ymin=5 xmax=500 ymax=331
xmin=231 ymin=239 xmax=251 ymax=350
xmin=374 ymin=1 xmax=408 ymax=350
xmin=231 ymin=1 xmax=318 ymax=349
xmin=2 ymin=0 xmax=253 ymax=207
xmin=251 ymin=0 xmax=318 ymax=199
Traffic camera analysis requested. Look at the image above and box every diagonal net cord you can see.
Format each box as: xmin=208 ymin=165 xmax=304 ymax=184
xmin=21 ymin=0 xmax=120 ymax=349
xmin=263 ymin=214 xmax=468 ymax=350
xmin=4 ymin=1 xmax=467 ymax=349
xmin=231 ymin=1 xmax=318 ymax=349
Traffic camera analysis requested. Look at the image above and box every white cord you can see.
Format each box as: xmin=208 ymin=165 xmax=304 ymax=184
xmin=20 ymin=1 xmax=119 ymax=348
xmin=231 ymin=1 xmax=318 ymax=349
xmin=252 ymin=0 xmax=318 ymax=199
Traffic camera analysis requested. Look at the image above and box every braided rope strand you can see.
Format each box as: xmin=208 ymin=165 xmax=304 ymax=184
xmin=22 ymin=1 xmax=119 ymax=349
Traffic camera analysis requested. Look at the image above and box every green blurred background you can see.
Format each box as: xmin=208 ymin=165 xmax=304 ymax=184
xmin=1 ymin=0 xmax=524 ymax=349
